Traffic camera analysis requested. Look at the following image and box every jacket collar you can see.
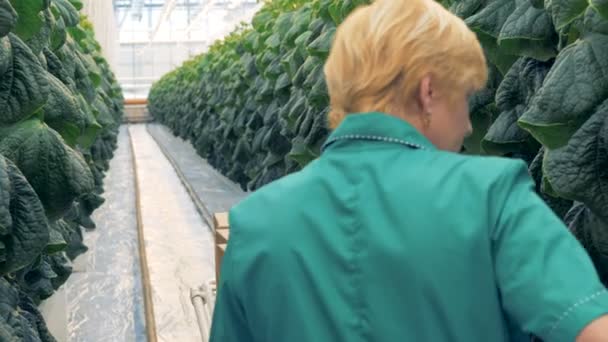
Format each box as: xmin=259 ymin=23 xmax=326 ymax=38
xmin=322 ymin=112 xmax=436 ymax=152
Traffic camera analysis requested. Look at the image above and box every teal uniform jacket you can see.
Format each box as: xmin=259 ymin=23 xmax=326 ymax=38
xmin=209 ymin=112 xmax=608 ymax=341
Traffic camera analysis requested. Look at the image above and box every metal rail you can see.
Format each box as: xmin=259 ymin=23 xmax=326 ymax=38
xmin=127 ymin=125 xmax=159 ymax=342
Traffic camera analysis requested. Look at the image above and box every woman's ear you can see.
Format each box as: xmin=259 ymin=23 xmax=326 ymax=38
xmin=418 ymin=74 xmax=433 ymax=113
xmin=417 ymin=74 xmax=434 ymax=128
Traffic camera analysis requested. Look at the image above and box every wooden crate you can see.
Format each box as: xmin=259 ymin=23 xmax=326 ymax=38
xmin=213 ymin=212 xmax=230 ymax=281
xmin=124 ymin=98 xmax=148 ymax=105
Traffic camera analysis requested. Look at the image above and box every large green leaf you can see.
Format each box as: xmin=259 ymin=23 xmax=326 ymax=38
xmin=43 ymin=71 xmax=86 ymax=146
xmin=8 ymin=0 xmax=47 ymax=41
xmin=78 ymin=192 xmax=104 ymax=218
xmin=0 ymin=157 xmax=10 ymax=237
xmin=498 ymin=0 xmax=558 ymax=61
xmin=463 ymin=104 xmax=496 ymax=155
xmin=44 ymin=47 xmax=74 ymax=89
xmin=450 ymin=0 xmax=484 ymax=17
xmin=66 ymin=24 xmax=86 ymax=43
xmin=72 ymin=49 xmax=97 ymax=102
xmin=466 ymin=0 xmax=516 ymax=39
xmin=591 ymin=0 xmax=608 ymax=19
xmin=0 ymin=277 xmax=44 ymax=340
xmin=0 ymin=34 xmax=50 ymax=125
xmin=91 ymin=93 xmax=111 ymax=124
xmin=340 ymin=0 xmax=369 ymax=19
xmin=464 ymin=0 xmax=521 ymax=73
xmin=477 ymin=33 xmax=519 ymax=75
xmin=566 ymin=203 xmax=608 ymax=286
xmin=46 ymin=224 xmax=67 ymax=254
xmin=530 ymin=0 xmax=544 ymax=9
xmin=586 ymin=2 xmax=608 ymax=34
xmin=54 ymin=36 xmax=77 ymax=78
xmin=519 ymin=10 xmax=608 ymax=148
xmin=483 ymin=58 xmax=550 ymax=154
xmin=544 ymin=99 xmax=608 ymax=222
xmin=67 ymin=0 xmax=82 ymax=10
xmin=0 ymin=118 xmax=94 ymax=220
xmin=294 ymin=30 xmax=313 ymax=60
xmin=328 ymin=1 xmax=343 ymax=24
xmin=25 ymin=8 xmax=53 ymax=56
xmin=76 ymin=97 xmax=103 ymax=149
xmin=545 ymin=0 xmax=588 ymax=30
xmin=74 ymin=48 xmax=102 ymax=87
xmin=16 ymin=255 xmax=57 ymax=303
xmin=50 ymin=15 xmax=66 ymax=50
xmin=307 ymin=25 xmax=335 ymax=59
xmin=0 ymin=0 xmax=17 ymax=37
xmin=0 ymin=156 xmax=49 ymax=275
xmin=284 ymin=8 xmax=311 ymax=44
xmin=264 ymin=33 xmax=281 ymax=51
xmin=469 ymin=64 xmax=503 ymax=115
xmin=252 ymin=11 xmax=273 ymax=32
xmin=527 ymin=147 xmax=573 ymax=217
xmin=50 ymin=0 xmax=78 ymax=27
xmin=483 ymin=108 xmax=533 ymax=154
xmin=47 ymin=252 xmax=72 ymax=289
xmin=53 ymin=217 xmax=87 ymax=259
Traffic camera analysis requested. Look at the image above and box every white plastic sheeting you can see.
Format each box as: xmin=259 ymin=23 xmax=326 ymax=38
xmin=129 ymin=124 xmax=215 ymax=342
xmin=65 ymin=126 xmax=147 ymax=342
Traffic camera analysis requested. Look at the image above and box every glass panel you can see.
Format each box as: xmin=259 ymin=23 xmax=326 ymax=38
xmin=113 ymin=0 xmax=262 ymax=99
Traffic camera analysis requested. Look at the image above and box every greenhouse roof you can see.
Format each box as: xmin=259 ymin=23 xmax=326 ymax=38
xmin=114 ymin=0 xmax=260 ymax=45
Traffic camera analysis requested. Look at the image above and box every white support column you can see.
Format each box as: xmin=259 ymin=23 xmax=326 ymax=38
xmin=81 ymin=0 xmax=120 ymax=70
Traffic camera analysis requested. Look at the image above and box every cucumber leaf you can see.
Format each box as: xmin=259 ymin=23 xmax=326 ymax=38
xmin=591 ymin=0 xmax=608 ymax=19
xmin=546 ymin=0 xmax=588 ymax=30
xmin=498 ymin=0 xmax=558 ymax=61
xmin=0 ymin=118 xmax=94 ymax=220
xmin=565 ymin=203 xmax=608 ymax=286
xmin=519 ymin=10 xmax=608 ymax=148
xmin=51 ymin=0 xmax=79 ymax=27
xmin=8 ymin=0 xmax=46 ymax=41
xmin=543 ymin=98 xmax=608 ymax=222
xmin=0 ymin=0 xmax=17 ymax=37
xmin=0 ymin=34 xmax=50 ymax=125
xmin=0 ymin=156 xmax=49 ymax=275
xmin=483 ymin=58 xmax=550 ymax=154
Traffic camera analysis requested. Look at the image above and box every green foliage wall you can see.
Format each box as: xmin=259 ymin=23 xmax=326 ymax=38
xmin=0 ymin=0 xmax=123 ymax=340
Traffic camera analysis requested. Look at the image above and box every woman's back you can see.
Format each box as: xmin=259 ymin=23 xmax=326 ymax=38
xmin=210 ymin=0 xmax=608 ymax=339
xmin=210 ymin=113 xmax=608 ymax=341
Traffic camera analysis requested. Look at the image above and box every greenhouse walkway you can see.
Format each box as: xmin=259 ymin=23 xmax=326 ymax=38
xmin=43 ymin=124 xmax=246 ymax=342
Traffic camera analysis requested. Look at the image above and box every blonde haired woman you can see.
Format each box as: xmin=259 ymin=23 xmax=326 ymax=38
xmin=210 ymin=0 xmax=608 ymax=341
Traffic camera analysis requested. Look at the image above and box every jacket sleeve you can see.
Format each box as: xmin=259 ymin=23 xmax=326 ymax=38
xmin=209 ymin=219 xmax=253 ymax=342
xmin=491 ymin=160 xmax=608 ymax=342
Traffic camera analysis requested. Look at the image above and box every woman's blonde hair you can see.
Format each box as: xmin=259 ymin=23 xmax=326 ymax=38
xmin=324 ymin=0 xmax=487 ymax=129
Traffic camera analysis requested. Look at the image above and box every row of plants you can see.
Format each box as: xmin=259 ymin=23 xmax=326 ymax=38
xmin=149 ymin=0 xmax=363 ymax=190
xmin=0 ymin=0 xmax=123 ymax=340
xmin=453 ymin=0 xmax=608 ymax=285
xmin=149 ymin=0 xmax=608 ymax=288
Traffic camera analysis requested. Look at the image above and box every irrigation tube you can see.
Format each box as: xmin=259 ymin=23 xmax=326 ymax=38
xmin=127 ymin=125 xmax=159 ymax=342
xmin=190 ymin=281 xmax=216 ymax=342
